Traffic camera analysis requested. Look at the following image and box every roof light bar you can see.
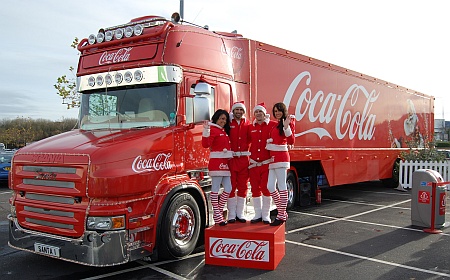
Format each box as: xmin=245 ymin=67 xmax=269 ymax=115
xmin=85 ymin=18 xmax=167 ymax=46
xmin=78 ymin=66 xmax=183 ymax=92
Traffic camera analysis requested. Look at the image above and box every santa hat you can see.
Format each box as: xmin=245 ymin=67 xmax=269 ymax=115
xmin=231 ymin=101 xmax=246 ymax=113
xmin=253 ymin=102 xmax=270 ymax=120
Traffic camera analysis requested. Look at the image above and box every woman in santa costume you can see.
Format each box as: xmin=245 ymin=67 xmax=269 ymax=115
xmin=202 ymin=109 xmax=233 ymax=226
xmin=266 ymin=102 xmax=295 ymax=226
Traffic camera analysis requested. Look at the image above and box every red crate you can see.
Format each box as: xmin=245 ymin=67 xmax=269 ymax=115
xmin=204 ymin=222 xmax=285 ymax=270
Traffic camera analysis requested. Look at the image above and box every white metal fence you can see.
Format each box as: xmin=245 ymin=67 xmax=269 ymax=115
xmin=398 ymin=160 xmax=450 ymax=189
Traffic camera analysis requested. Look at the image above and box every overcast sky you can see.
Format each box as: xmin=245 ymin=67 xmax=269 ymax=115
xmin=1 ymin=0 xmax=449 ymax=121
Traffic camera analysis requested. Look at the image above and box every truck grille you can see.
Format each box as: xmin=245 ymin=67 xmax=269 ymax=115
xmin=12 ymin=153 xmax=90 ymax=238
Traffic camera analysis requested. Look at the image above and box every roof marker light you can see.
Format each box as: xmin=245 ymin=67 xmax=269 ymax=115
xmin=124 ymin=26 xmax=134 ymax=38
xmin=96 ymin=32 xmax=105 ymax=44
xmin=124 ymin=71 xmax=133 ymax=83
xmin=115 ymin=73 xmax=123 ymax=84
xmin=105 ymin=30 xmax=113 ymax=41
xmin=88 ymin=76 xmax=95 ymax=87
xmin=105 ymin=74 xmax=113 ymax=85
xmin=114 ymin=28 xmax=124 ymax=40
xmin=88 ymin=34 xmax=96 ymax=45
xmin=134 ymin=24 xmax=144 ymax=36
xmin=96 ymin=75 xmax=104 ymax=86
xmin=134 ymin=70 xmax=143 ymax=82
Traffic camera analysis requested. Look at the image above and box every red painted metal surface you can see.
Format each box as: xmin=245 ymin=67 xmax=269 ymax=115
xmin=205 ymin=223 xmax=285 ymax=270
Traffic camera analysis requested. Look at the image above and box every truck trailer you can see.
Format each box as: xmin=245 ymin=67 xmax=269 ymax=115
xmin=8 ymin=12 xmax=434 ymax=266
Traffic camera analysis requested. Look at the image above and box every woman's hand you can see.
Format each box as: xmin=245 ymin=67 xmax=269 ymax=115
xmin=203 ymin=120 xmax=210 ymax=129
xmin=283 ymin=115 xmax=292 ymax=129
xmin=202 ymin=120 xmax=210 ymax=137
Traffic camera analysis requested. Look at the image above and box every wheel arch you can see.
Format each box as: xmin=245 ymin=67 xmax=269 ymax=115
xmin=152 ymin=181 xmax=207 ymax=261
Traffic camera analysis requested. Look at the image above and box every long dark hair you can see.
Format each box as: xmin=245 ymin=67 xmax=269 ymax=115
xmin=273 ymin=102 xmax=288 ymax=136
xmin=211 ymin=109 xmax=231 ymax=135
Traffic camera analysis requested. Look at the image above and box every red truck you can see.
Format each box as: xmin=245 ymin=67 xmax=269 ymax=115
xmin=8 ymin=12 xmax=434 ymax=266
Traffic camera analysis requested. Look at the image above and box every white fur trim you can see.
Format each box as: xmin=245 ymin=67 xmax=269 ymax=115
xmin=266 ymin=143 xmax=288 ymax=151
xmin=231 ymin=102 xmax=246 ymax=113
xmin=253 ymin=105 xmax=267 ymax=114
xmin=209 ymin=123 xmax=222 ymax=129
xmin=283 ymin=127 xmax=292 ymax=137
xmin=269 ymin=162 xmax=290 ymax=169
xmin=202 ymin=129 xmax=210 ymax=137
xmin=209 ymin=171 xmax=231 ymax=176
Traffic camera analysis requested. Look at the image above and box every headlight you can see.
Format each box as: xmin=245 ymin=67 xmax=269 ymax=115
xmin=87 ymin=216 xmax=125 ymax=230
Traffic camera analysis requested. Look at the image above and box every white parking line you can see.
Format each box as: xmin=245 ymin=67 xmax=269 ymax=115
xmin=289 ymin=199 xmax=450 ymax=236
xmin=324 ymin=198 xmax=410 ymax=210
xmin=286 ymin=240 xmax=450 ymax=278
xmin=286 ymin=199 xmax=412 ymax=234
xmin=80 ymin=252 xmax=205 ymax=280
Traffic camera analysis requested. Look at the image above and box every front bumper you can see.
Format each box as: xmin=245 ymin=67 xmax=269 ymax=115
xmin=8 ymin=215 xmax=133 ymax=266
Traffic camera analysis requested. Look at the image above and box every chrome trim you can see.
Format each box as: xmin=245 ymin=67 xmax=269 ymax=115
xmin=25 ymin=218 xmax=74 ymax=230
xmin=9 ymin=217 xmax=149 ymax=266
xmin=23 ymin=179 xmax=75 ymax=188
xmin=25 ymin=193 xmax=75 ymax=205
xmin=23 ymin=166 xmax=77 ymax=174
xmin=24 ymin=206 xmax=74 ymax=218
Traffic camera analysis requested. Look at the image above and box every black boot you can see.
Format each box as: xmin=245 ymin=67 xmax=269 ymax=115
xmin=251 ymin=217 xmax=262 ymax=223
xmin=270 ymin=218 xmax=285 ymax=226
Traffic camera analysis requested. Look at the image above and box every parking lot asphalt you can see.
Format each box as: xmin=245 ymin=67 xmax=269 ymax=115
xmin=1 ymin=181 xmax=450 ymax=279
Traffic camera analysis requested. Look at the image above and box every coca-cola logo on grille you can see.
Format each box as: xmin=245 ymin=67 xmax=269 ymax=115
xmin=132 ymin=153 xmax=173 ymax=173
xmin=99 ymin=47 xmax=133 ymax=65
xmin=209 ymin=237 xmax=269 ymax=262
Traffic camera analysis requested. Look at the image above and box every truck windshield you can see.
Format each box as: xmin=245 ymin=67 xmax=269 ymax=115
xmin=79 ymin=84 xmax=176 ymax=130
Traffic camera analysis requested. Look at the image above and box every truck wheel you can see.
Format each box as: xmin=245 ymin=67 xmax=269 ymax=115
xmin=159 ymin=192 xmax=200 ymax=259
xmin=286 ymin=172 xmax=298 ymax=210
xmin=381 ymin=160 xmax=400 ymax=188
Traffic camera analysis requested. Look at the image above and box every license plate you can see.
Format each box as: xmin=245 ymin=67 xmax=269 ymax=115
xmin=34 ymin=243 xmax=60 ymax=257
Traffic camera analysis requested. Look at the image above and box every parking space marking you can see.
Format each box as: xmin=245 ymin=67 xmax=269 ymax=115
xmin=80 ymin=252 xmax=205 ymax=280
xmin=324 ymin=198 xmax=410 ymax=210
xmin=291 ymin=210 xmax=450 ymax=236
xmin=286 ymin=240 xmax=450 ymax=278
xmin=286 ymin=199 xmax=411 ymax=234
xmin=0 ymin=191 xmax=11 ymax=195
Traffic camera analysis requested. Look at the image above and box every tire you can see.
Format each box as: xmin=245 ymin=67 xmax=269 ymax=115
xmin=286 ymin=171 xmax=298 ymax=210
xmin=159 ymin=192 xmax=201 ymax=259
xmin=381 ymin=160 xmax=400 ymax=188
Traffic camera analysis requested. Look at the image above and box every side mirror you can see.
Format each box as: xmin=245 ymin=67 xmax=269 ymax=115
xmin=193 ymin=96 xmax=211 ymax=123
xmin=194 ymin=82 xmax=212 ymax=95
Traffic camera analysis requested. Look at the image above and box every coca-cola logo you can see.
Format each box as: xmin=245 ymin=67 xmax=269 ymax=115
xmin=220 ymin=43 xmax=245 ymax=75
xmin=99 ymin=47 xmax=133 ymax=65
xmin=220 ymin=44 xmax=243 ymax=60
xmin=132 ymin=153 xmax=173 ymax=173
xmin=219 ymin=163 xmax=229 ymax=170
xmin=283 ymin=71 xmax=378 ymax=141
xmin=209 ymin=237 xmax=269 ymax=262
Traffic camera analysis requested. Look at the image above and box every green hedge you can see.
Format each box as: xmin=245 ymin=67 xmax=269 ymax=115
xmin=435 ymin=141 xmax=450 ymax=148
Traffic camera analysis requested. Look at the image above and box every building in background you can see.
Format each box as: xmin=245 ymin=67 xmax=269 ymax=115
xmin=434 ymin=119 xmax=449 ymax=141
